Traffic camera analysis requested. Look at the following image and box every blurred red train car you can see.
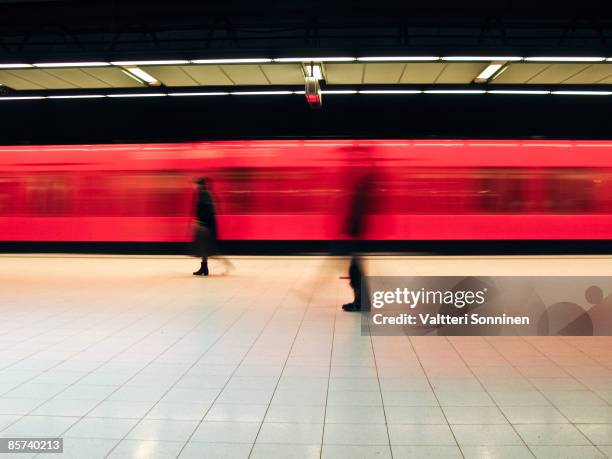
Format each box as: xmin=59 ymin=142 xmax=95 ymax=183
xmin=1 ymin=139 xmax=612 ymax=242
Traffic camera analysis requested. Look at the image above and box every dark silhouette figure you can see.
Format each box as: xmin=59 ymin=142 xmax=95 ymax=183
xmin=343 ymin=174 xmax=373 ymax=312
xmin=192 ymin=177 xmax=218 ymax=276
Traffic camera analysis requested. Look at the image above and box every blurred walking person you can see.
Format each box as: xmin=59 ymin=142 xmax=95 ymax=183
xmin=343 ymin=172 xmax=373 ymax=312
xmin=192 ymin=177 xmax=233 ymax=276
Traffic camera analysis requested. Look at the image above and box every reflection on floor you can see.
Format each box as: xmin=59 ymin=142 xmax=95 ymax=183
xmin=0 ymin=255 xmax=611 ymax=459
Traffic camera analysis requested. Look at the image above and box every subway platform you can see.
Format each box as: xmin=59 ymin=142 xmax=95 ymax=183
xmin=0 ymin=255 xmax=611 ymax=459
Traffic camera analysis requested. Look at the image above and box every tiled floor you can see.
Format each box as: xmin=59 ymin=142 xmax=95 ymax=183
xmin=0 ymin=255 xmax=612 ymax=458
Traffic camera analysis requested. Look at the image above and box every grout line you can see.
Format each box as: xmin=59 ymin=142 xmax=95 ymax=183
xmin=446 ymin=336 xmax=536 ymax=458
xmin=407 ymin=336 xmax=466 ymax=458
xmin=368 ymin=317 xmax=395 ymax=458
xmin=319 ymin=264 xmax=340 ymax=458
xmin=247 ymin=263 xmax=321 ymax=458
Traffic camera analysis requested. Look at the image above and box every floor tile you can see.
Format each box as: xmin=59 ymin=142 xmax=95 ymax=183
xmin=500 ymin=406 xmax=569 ymax=424
xmin=107 ymin=440 xmax=183 ymax=459
xmin=257 ymin=422 xmax=323 ymax=444
xmin=436 ymin=391 xmax=496 ymax=407
xmin=460 ymin=445 xmax=535 ymax=459
xmin=443 ymin=406 xmax=508 ymax=425
xmin=323 ymin=423 xmax=390 ymax=445
xmin=388 ymin=424 xmax=456 ymax=445
xmin=1 ymin=415 xmax=79 ymax=437
xmin=126 ymin=419 xmax=198 ymax=442
xmin=251 ymin=443 xmax=321 ymax=459
xmin=327 ymin=390 xmax=382 ymax=406
xmin=178 ymin=442 xmax=251 ymax=458
xmin=205 ymin=403 xmax=268 ymax=422
xmin=381 ymin=391 xmax=439 ymax=407
xmin=87 ymin=401 xmax=155 ymax=419
xmin=322 ymin=444 xmax=392 ymax=459
xmin=190 ymin=421 xmax=260 ymax=443
xmin=393 ymin=445 xmax=463 ymax=459
xmin=65 ymin=417 xmax=138 ymax=439
xmin=514 ymin=424 xmax=590 ymax=446
xmin=325 ymin=405 xmax=386 ymax=424
xmin=576 ymin=424 xmax=612 ymax=445
xmin=145 ymin=401 xmax=211 ymax=421
xmin=385 ymin=406 xmax=447 ymax=424
xmin=528 ymin=445 xmax=606 ymax=459
xmin=265 ymin=405 xmax=325 ymax=423
xmin=451 ymin=424 xmax=523 ymax=446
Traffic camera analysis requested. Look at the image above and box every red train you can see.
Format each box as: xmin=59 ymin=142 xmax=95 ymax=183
xmin=1 ymin=139 xmax=612 ymax=242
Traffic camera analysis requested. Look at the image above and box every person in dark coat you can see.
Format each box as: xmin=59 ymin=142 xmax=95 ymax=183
xmin=193 ymin=177 xmax=218 ymax=276
xmin=343 ymin=173 xmax=373 ymax=312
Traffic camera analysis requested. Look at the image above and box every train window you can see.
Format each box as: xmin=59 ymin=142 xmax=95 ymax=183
xmin=546 ymin=169 xmax=595 ymax=213
xmin=25 ymin=174 xmax=72 ymax=215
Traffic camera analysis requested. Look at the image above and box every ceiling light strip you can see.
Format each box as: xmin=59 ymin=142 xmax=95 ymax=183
xmin=33 ymin=62 xmax=110 ymax=67
xmin=111 ymin=60 xmax=189 ymax=65
xmin=2 ymin=88 xmax=612 ymax=100
xmin=442 ymin=56 xmax=522 ymax=62
xmin=191 ymin=58 xmax=272 ymax=64
xmin=525 ymin=57 xmax=606 ymax=62
xmin=356 ymin=57 xmax=440 ymax=61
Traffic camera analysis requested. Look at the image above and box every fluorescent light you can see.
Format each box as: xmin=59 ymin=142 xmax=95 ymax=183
xmin=424 ymin=90 xmax=486 ymax=94
xmin=303 ymin=63 xmax=323 ymax=79
xmin=107 ymin=93 xmax=166 ymax=97
xmin=442 ymin=56 xmax=522 ymax=61
xmin=475 ymin=63 xmax=504 ymax=81
xmin=321 ymin=90 xmax=358 ymax=94
xmin=191 ymin=58 xmax=272 ymax=64
xmin=111 ymin=60 xmax=189 ymax=65
xmin=0 ymin=63 xmax=33 ymax=68
xmin=47 ymin=95 xmax=105 ymax=99
xmin=231 ymin=91 xmax=294 ymax=95
xmin=0 ymin=96 xmax=45 ymax=100
xmin=525 ymin=57 xmax=605 ymax=62
xmin=168 ymin=92 xmax=229 ymax=96
xmin=359 ymin=90 xmax=422 ymax=94
xmin=122 ymin=67 xmax=160 ymax=85
xmin=273 ymin=57 xmax=355 ymax=62
xmin=33 ymin=62 xmax=110 ymax=67
xmin=488 ymin=90 xmax=550 ymax=95
xmin=551 ymin=91 xmax=612 ymax=95
xmin=356 ymin=56 xmax=439 ymax=61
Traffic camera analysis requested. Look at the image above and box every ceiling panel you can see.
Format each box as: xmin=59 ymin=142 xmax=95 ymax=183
xmin=142 ymin=65 xmax=199 ymax=86
xmin=325 ymin=63 xmax=364 ymax=84
xmin=0 ymin=70 xmax=44 ymax=89
xmin=363 ymin=63 xmax=405 ymax=84
xmin=492 ymin=63 xmax=549 ymax=84
xmin=181 ymin=65 xmax=233 ymax=85
xmin=43 ymin=68 xmax=111 ymax=88
xmin=81 ymin=67 xmax=143 ymax=87
xmin=399 ymin=63 xmax=446 ymax=83
xmin=526 ymin=63 xmax=590 ymax=84
xmin=435 ymin=63 xmax=487 ymax=83
xmin=562 ymin=64 xmax=612 ymax=84
xmin=5 ymin=69 xmax=78 ymax=89
xmin=220 ymin=65 xmax=269 ymax=85
xmin=260 ymin=64 xmax=303 ymax=84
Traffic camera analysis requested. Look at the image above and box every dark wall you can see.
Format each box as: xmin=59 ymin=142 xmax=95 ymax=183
xmin=1 ymin=94 xmax=612 ymax=145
